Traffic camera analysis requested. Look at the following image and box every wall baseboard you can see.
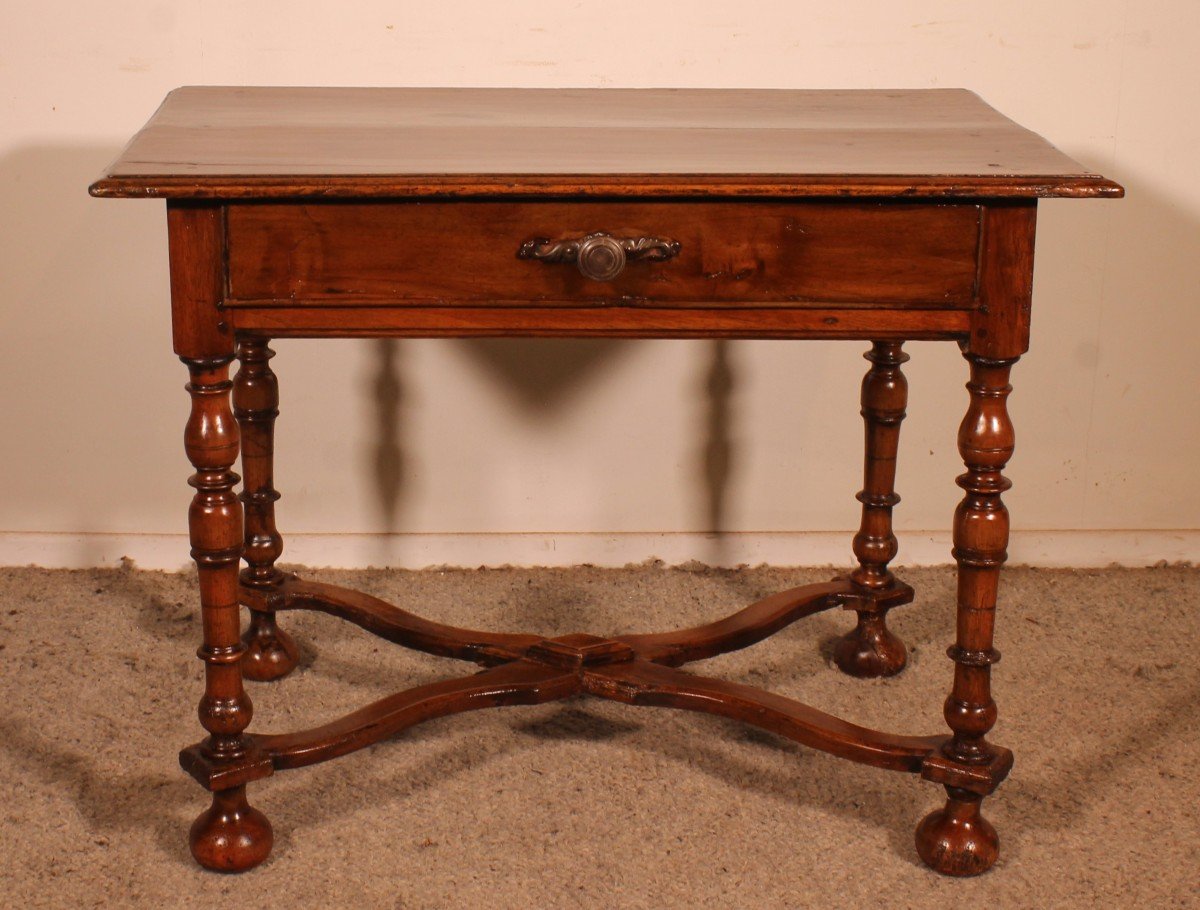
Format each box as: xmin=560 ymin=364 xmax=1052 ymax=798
xmin=0 ymin=530 xmax=1195 ymax=571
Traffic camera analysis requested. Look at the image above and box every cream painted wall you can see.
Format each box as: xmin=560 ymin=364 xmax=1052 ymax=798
xmin=1 ymin=2 xmax=1197 ymax=568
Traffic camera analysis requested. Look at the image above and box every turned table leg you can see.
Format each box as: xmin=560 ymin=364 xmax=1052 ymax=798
xmin=182 ymin=356 xmax=273 ymax=872
xmin=835 ymin=340 xmax=909 ymax=677
xmin=234 ymin=339 xmax=298 ymax=681
xmin=916 ymin=353 xmax=1016 ymax=876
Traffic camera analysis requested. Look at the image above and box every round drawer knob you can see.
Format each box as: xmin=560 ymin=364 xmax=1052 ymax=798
xmin=517 ymin=231 xmax=681 ymax=281
xmin=576 ymin=233 xmax=627 ymax=282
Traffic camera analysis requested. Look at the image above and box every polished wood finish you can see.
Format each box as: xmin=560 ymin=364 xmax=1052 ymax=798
xmin=181 ymin=355 xmax=271 ymax=871
xmin=225 ymin=201 xmax=981 ymax=307
xmin=227 ymin=303 xmax=972 ymax=340
xmin=233 ymin=339 xmax=298 ymax=682
xmin=835 ymin=341 xmax=910 ymax=677
xmin=93 ymin=88 xmax=1121 ymax=879
xmin=587 ymin=659 xmax=944 ymax=771
xmin=187 ymin=785 xmax=272 ymax=874
xmin=166 ymin=203 xmax=230 ymax=358
xmin=243 ymin=574 xmax=896 ymax=670
xmin=245 ymin=575 xmax=543 ymax=665
xmin=258 ymin=661 xmax=579 ymax=770
xmin=91 ymin=87 xmax=1120 ymax=199
xmin=616 ymin=579 xmax=852 ymax=667
xmin=916 ymin=354 xmax=1017 ymax=876
xmin=970 ymin=202 xmax=1038 ymax=359
xmin=237 ymin=575 xmax=941 ymax=775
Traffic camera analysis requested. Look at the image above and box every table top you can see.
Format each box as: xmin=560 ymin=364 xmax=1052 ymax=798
xmin=90 ymin=87 xmax=1121 ymax=200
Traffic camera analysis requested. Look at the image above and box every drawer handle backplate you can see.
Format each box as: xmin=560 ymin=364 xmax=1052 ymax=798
xmin=517 ymin=231 xmax=681 ymax=282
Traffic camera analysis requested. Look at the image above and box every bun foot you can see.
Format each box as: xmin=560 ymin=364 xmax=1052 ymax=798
xmin=834 ymin=613 xmax=907 ymax=677
xmin=189 ymin=785 xmax=273 ymax=872
xmin=241 ymin=614 xmax=299 ymax=682
xmin=915 ymin=788 xmax=999 ymax=876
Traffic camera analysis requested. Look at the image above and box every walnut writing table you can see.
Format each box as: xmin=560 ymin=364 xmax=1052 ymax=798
xmin=91 ymin=87 xmax=1121 ymax=877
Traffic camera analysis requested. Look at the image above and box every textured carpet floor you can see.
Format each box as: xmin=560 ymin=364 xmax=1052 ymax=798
xmin=1 ymin=564 xmax=1197 ymax=909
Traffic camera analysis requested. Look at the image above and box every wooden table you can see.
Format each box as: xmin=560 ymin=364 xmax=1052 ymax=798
xmin=91 ymin=87 xmax=1121 ymax=877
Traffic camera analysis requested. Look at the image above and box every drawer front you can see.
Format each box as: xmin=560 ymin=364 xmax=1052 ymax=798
xmin=226 ymin=201 xmax=980 ymax=307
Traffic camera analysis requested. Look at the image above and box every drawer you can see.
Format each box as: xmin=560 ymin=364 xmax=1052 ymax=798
xmin=225 ymin=201 xmax=981 ymax=308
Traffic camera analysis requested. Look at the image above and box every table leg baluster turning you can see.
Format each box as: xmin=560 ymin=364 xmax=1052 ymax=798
xmin=90 ymin=87 xmax=1120 ymax=880
xmin=180 ymin=354 xmax=273 ymax=871
xmin=233 ymin=338 xmax=299 ymax=682
xmin=916 ymin=353 xmax=1018 ymax=875
xmin=835 ymin=340 xmax=911 ymax=678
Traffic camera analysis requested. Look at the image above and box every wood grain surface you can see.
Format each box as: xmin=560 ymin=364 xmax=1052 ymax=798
xmin=90 ymin=87 xmax=1122 ymax=199
xmin=225 ymin=200 xmax=982 ymax=307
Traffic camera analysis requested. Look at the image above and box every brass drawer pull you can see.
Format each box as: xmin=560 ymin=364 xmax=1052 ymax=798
xmin=517 ymin=232 xmax=681 ymax=282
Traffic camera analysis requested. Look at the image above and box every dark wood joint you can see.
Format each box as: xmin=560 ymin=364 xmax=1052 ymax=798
xmin=526 ymin=633 xmax=636 ymax=671
xmin=179 ymin=737 xmax=275 ymax=792
xmin=831 ymin=578 xmax=915 ymax=614
xmin=580 ymin=667 xmax=648 ymax=704
xmin=921 ymin=742 xmax=1015 ymax=796
xmin=238 ymin=573 xmax=299 ymax=612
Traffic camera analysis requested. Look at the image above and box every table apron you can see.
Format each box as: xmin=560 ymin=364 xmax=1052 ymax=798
xmin=224 ymin=303 xmax=971 ymax=340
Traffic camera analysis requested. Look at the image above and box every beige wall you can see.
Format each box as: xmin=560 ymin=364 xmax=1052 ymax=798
xmin=1 ymin=2 xmax=1197 ymax=568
